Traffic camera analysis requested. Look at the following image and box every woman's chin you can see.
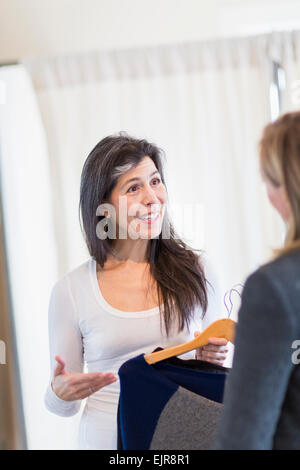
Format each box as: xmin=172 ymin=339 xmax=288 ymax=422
xmin=127 ymin=225 xmax=161 ymax=239
xmin=127 ymin=217 xmax=162 ymax=239
xmin=128 ymin=229 xmax=161 ymax=240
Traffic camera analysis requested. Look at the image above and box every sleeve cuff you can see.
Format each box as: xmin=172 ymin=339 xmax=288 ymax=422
xmin=44 ymin=381 xmax=81 ymax=417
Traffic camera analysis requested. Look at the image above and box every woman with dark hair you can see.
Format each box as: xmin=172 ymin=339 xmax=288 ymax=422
xmin=214 ymin=111 xmax=300 ymax=449
xmin=44 ymin=132 xmax=229 ymax=450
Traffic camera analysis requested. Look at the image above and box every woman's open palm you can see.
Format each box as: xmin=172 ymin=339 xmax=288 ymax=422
xmin=51 ymin=355 xmax=117 ymax=401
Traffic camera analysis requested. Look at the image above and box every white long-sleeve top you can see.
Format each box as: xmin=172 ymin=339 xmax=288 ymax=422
xmin=44 ymin=255 xmax=223 ymax=449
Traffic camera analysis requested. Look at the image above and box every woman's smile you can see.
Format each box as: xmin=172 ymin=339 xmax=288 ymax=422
xmin=136 ymin=210 xmax=161 ymax=224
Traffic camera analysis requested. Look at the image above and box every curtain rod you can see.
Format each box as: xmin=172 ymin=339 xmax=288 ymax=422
xmin=0 ymin=61 xmax=19 ymax=67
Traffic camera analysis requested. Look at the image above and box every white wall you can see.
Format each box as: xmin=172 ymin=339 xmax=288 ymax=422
xmin=1 ymin=0 xmax=300 ymax=62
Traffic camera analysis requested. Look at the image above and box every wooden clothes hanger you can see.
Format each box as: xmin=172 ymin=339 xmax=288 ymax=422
xmin=144 ymin=318 xmax=236 ymax=365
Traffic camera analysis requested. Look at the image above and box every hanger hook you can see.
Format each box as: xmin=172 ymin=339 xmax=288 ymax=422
xmin=224 ymin=283 xmax=245 ymax=318
xmin=223 ymin=289 xmax=232 ymax=317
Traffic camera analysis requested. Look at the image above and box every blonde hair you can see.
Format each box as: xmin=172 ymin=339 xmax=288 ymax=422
xmin=259 ymin=111 xmax=300 ymax=257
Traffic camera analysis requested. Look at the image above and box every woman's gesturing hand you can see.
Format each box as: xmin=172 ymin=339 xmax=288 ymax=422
xmin=194 ymin=332 xmax=229 ymax=366
xmin=51 ymin=355 xmax=118 ymax=401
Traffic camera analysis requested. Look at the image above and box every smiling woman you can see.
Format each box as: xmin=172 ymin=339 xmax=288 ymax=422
xmin=101 ymin=158 xmax=166 ymax=242
xmin=44 ymin=132 xmax=228 ymax=450
xmin=79 ymin=132 xmax=209 ymax=335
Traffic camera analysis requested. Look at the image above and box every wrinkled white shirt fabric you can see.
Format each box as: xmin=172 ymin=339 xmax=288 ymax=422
xmin=44 ymin=255 xmax=222 ymax=449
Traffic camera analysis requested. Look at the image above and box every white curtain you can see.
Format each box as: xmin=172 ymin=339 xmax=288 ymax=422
xmin=1 ymin=31 xmax=292 ymax=449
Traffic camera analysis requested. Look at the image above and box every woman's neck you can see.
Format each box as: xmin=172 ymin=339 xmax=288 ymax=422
xmin=109 ymin=238 xmax=150 ymax=264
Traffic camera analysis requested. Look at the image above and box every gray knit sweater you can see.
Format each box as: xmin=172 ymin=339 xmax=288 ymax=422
xmin=213 ymin=249 xmax=300 ymax=449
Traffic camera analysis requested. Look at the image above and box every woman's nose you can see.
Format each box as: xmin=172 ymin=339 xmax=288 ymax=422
xmin=141 ymin=185 xmax=159 ymax=205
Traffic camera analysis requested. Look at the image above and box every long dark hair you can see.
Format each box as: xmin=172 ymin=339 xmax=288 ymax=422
xmin=79 ymin=132 xmax=208 ymax=336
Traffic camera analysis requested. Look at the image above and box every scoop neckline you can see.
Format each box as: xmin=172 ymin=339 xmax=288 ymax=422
xmin=89 ymin=257 xmax=162 ymax=318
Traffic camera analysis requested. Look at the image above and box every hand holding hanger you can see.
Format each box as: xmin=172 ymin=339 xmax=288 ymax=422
xmin=194 ymin=333 xmax=229 ymax=366
xmin=144 ymin=283 xmax=244 ymax=365
xmin=193 ymin=283 xmax=244 ymax=365
xmin=144 ymin=318 xmax=236 ymax=365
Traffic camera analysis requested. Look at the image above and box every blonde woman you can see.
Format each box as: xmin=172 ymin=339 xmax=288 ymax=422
xmin=45 ymin=133 xmax=229 ymax=450
xmin=214 ymin=111 xmax=300 ymax=450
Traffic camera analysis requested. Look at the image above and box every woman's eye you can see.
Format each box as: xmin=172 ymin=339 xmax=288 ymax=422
xmin=127 ymin=185 xmax=139 ymax=193
xmin=127 ymin=178 xmax=161 ymax=193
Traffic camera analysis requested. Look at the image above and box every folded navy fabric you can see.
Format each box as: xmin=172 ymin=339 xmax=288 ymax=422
xmin=117 ymin=348 xmax=229 ymax=450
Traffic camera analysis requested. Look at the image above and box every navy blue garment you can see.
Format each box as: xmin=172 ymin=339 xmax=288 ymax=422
xmin=117 ymin=347 xmax=229 ymax=450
